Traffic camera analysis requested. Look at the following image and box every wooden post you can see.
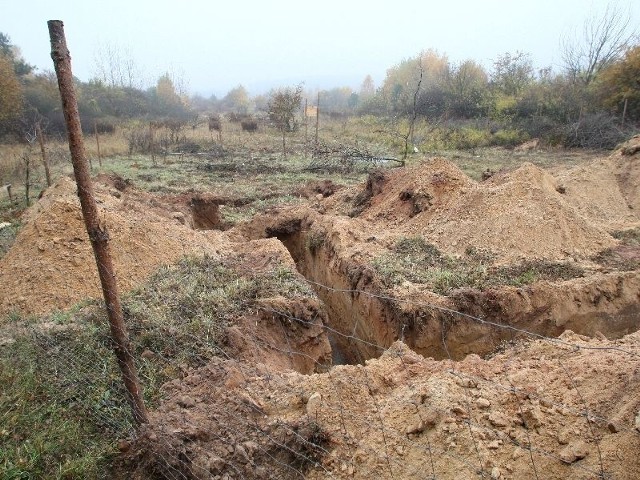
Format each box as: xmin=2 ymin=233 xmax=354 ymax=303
xmin=48 ymin=20 xmax=148 ymax=426
xmin=36 ymin=122 xmax=52 ymax=187
xmin=94 ymin=119 xmax=102 ymax=168
xmin=315 ymin=92 xmax=320 ymax=147
xmin=304 ymin=99 xmax=308 ymax=142
xmin=149 ymin=123 xmax=156 ymax=166
xmin=622 ymin=98 xmax=628 ymax=127
xmin=22 ymin=153 xmax=30 ymax=206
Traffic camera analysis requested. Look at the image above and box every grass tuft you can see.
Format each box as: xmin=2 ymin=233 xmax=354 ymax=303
xmin=372 ymin=236 xmax=584 ymax=294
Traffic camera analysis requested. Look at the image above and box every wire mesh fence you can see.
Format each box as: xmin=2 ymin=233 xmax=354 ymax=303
xmin=2 ymin=262 xmax=639 ymax=479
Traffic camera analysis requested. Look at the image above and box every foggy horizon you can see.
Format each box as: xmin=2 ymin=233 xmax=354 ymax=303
xmin=2 ymin=0 xmax=639 ymax=97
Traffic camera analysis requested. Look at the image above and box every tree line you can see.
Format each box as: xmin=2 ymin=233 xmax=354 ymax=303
xmin=0 ymin=5 xmax=638 ymax=149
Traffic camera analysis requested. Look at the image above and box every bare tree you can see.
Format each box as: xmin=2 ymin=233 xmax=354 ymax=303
xmin=268 ymin=84 xmax=303 ymax=159
xmin=561 ymin=3 xmax=638 ymax=85
xmin=36 ymin=122 xmax=52 ymax=186
xmin=93 ymin=41 xmax=142 ymax=89
xmin=403 ymin=57 xmax=423 ymax=160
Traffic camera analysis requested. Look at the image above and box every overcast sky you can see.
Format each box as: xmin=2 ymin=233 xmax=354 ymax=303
xmin=2 ymin=0 xmax=638 ymax=96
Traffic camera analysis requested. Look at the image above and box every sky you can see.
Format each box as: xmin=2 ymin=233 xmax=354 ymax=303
xmin=2 ymin=0 xmax=638 ymax=97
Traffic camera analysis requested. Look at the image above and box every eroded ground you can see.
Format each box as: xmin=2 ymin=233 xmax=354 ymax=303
xmin=2 ymin=137 xmax=640 ymax=479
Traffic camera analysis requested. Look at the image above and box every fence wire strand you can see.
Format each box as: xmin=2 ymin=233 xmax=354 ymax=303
xmin=2 ymin=240 xmax=640 ymax=479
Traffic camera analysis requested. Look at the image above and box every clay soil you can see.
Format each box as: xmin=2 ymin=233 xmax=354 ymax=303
xmin=2 ymin=138 xmax=640 ymax=479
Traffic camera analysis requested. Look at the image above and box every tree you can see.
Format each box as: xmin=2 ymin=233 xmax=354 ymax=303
xmin=561 ymin=3 xmax=638 ymax=86
xmin=318 ymin=86 xmax=355 ymax=113
xmin=381 ymin=49 xmax=449 ymax=117
xmin=491 ymin=51 xmax=534 ymax=97
xmin=92 ymin=42 xmax=140 ymax=89
xmin=0 ymin=32 xmax=34 ymax=76
xmin=360 ymin=74 xmax=375 ymax=99
xmin=221 ymin=85 xmax=251 ymax=114
xmin=0 ymin=53 xmax=23 ymax=133
xmin=447 ymin=60 xmax=489 ymax=118
xmin=598 ymin=44 xmax=640 ymax=122
xmin=153 ymin=73 xmax=186 ymax=116
xmin=268 ymin=84 xmax=302 ymax=159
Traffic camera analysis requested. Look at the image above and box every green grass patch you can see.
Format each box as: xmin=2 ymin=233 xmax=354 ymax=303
xmin=0 ymin=319 xmax=128 ymax=479
xmin=0 ymin=254 xmax=313 ymax=479
xmin=611 ymin=227 xmax=640 ymax=246
xmin=372 ymin=236 xmax=584 ymax=294
xmin=0 ymin=221 xmax=20 ymax=260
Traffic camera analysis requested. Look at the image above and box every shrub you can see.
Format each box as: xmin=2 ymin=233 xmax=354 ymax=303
xmin=240 ymin=118 xmax=258 ymax=132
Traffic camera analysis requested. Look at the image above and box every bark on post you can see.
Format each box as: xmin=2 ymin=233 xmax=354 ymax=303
xmin=36 ymin=122 xmax=52 ymax=187
xmin=47 ymin=20 xmax=148 ymax=426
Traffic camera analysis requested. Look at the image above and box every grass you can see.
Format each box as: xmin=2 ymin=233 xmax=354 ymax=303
xmin=0 ymin=254 xmax=314 ymax=478
xmin=0 ymin=116 xmax=617 ymax=478
xmin=0 ymin=221 xmax=20 ymax=260
xmin=0 ymin=317 xmax=128 ymax=479
xmin=592 ymin=227 xmax=640 ymax=271
xmin=372 ymin=236 xmax=585 ymax=295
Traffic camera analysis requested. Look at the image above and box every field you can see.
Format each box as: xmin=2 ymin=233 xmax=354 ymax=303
xmin=1 ymin=118 xmax=640 ymax=479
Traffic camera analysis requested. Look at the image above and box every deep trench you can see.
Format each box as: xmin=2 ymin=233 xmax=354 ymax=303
xmin=268 ymin=226 xmax=640 ymax=367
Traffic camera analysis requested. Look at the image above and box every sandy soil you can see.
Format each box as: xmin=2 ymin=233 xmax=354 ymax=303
xmin=2 ymin=138 xmax=640 ymax=479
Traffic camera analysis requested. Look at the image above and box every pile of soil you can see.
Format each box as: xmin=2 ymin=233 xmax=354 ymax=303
xmin=330 ymin=159 xmax=618 ymax=263
xmin=125 ymin=332 xmax=640 ymax=479
xmin=0 ymin=176 xmax=227 ymax=316
xmin=554 ymin=139 xmax=640 ymax=231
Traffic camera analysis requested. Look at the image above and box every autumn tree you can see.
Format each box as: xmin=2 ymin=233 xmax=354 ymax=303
xmin=221 ymin=85 xmax=251 ymax=114
xmin=381 ymin=49 xmax=449 ymax=118
xmin=318 ymin=86 xmax=356 ymax=113
xmin=360 ymin=75 xmax=375 ymax=99
xmin=0 ymin=53 xmax=24 ymax=134
xmin=598 ymin=44 xmax=640 ymax=122
xmin=153 ymin=73 xmax=187 ymax=117
xmin=268 ymin=84 xmax=302 ymax=159
xmin=0 ymin=32 xmax=34 ymax=76
xmin=491 ymin=51 xmax=534 ymax=97
xmin=447 ymin=60 xmax=489 ymax=118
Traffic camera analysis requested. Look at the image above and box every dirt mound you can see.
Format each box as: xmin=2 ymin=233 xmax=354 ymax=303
xmin=126 ymin=333 xmax=640 ymax=479
xmin=337 ymin=160 xmax=616 ymax=263
xmin=614 ymin=134 xmax=640 ymax=157
xmin=355 ymin=158 xmax=474 ymax=221
xmin=432 ymin=162 xmax=615 ymax=262
xmin=0 ymin=177 xmax=226 ymax=316
xmin=554 ymin=153 xmax=640 ymax=231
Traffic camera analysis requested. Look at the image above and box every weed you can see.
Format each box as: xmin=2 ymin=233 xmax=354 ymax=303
xmin=0 ymin=253 xmax=314 ymax=478
xmin=0 ymin=320 xmax=127 ymax=479
xmin=612 ymin=227 xmax=640 ymax=246
xmin=372 ymin=236 xmax=584 ymax=294
xmin=0 ymin=221 xmax=20 ymax=259
xmin=307 ymin=227 xmax=327 ymax=254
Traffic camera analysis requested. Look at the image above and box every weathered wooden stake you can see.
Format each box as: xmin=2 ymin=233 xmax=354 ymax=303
xmin=94 ymin=119 xmax=102 ymax=168
xmin=22 ymin=153 xmax=31 ymax=206
xmin=48 ymin=20 xmax=148 ymax=426
xmin=315 ymin=92 xmax=320 ymax=147
xmin=622 ymin=97 xmax=628 ymax=127
xmin=36 ymin=122 xmax=52 ymax=187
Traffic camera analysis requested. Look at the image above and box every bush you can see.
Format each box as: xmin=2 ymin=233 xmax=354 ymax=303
xmin=240 ymin=118 xmax=258 ymax=132
xmin=491 ymin=128 xmax=529 ymax=148
xmin=561 ymin=113 xmax=630 ymax=149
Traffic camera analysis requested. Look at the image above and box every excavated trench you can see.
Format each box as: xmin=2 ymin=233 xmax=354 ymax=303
xmin=267 ymin=221 xmax=640 ymax=365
